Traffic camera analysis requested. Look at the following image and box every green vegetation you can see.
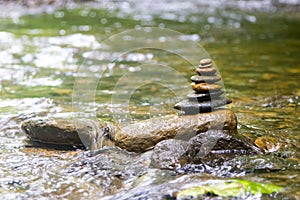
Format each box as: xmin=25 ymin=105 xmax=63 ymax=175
xmin=176 ymin=179 xmax=282 ymax=199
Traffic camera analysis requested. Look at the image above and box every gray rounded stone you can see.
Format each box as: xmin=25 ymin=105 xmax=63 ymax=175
xmin=190 ymin=75 xmax=221 ymax=84
xmin=200 ymin=58 xmax=212 ymax=66
xmin=196 ymin=67 xmax=217 ymax=75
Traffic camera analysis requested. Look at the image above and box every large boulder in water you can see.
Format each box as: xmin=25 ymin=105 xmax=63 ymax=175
xmin=22 ymin=117 xmax=82 ymax=146
xmin=110 ymin=109 xmax=237 ymax=152
xmin=21 ymin=117 xmax=115 ymax=148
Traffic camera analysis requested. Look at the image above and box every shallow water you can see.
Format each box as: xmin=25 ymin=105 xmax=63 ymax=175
xmin=0 ymin=0 xmax=299 ymax=199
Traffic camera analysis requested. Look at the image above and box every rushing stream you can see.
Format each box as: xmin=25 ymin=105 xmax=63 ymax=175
xmin=0 ymin=0 xmax=299 ymax=199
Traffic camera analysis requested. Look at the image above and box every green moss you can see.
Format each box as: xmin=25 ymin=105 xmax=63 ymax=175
xmin=176 ymin=179 xmax=282 ymax=199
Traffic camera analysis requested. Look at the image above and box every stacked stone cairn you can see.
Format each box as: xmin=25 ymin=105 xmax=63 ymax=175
xmin=174 ymin=58 xmax=232 ymax=115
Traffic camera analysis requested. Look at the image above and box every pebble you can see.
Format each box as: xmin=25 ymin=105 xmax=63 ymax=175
xmin=174 ymin=99 xmax=232 ymax=114
xmin=200 ymin=58 xmax=212 ymax=66
xmin=192 ymin=83 xmax=222 ymax=92
xmin=190 ymin=75 xmax=221 ymax=83
xmin=196 ymin=67 xmax=217 ymax=75
xmin=187 ymin=90 xmax=224 ymax=101
xmin=198 ymin=63 xmax=213 ymax=68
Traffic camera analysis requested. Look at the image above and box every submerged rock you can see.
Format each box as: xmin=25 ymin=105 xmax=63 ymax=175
xmin=182 ymin=130 xmax=262 ymax=167
xmin=110 ymin=109 xmax=237 ymax=153
xmin=21 ymin=117 xmax=114 ymax=148
xmin=254 ymin=136 xmax=282 ymax=153
xmin=150 ymin=139 xmax=189 ymax=170
xmin=220 ymin=154 xmax=300 ymax=174
xmin=150 ymin=130 xmax=261 ymax=169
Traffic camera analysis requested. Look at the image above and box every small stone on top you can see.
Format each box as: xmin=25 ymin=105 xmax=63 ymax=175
xmin=200 ymin=58 xmax=212 ymax=66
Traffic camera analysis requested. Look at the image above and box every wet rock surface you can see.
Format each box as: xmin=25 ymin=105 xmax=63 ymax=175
xmin=110 ymin=109 xmax=237 ymax=152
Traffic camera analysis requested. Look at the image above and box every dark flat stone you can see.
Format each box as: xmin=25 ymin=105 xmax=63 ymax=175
xmin=174 ymin=98 xmax=232 ymax=114
xmin=190 ymin=75 xmax=221 ymax=84
xmin=22 ymin=117 xmax=83 ymax=146
xmin=187 ymin=90 xmax=224 ymax=101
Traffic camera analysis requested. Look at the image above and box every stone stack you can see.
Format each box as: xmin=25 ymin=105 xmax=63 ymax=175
xmin=174 ymin=58 xmax=232 ymax=115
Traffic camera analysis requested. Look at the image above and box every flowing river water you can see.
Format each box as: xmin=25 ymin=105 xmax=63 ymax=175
xmin=0 ymin=0 xmax=299 ymax=199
